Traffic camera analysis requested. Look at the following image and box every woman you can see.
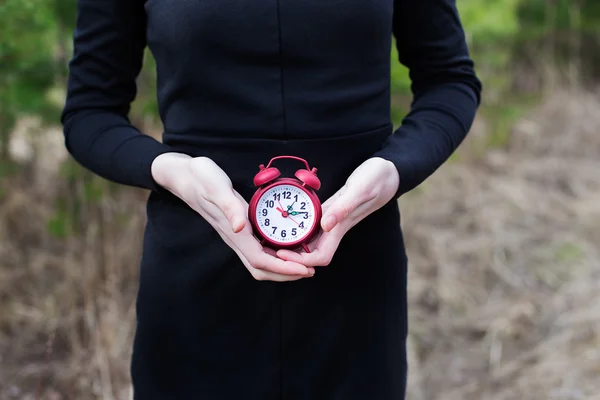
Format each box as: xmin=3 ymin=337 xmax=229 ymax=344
xmin=61 ymin=0 xmax=481 ymax=398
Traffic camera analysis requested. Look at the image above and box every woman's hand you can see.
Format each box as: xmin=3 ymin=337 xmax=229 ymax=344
xmin=151 ymin=153 xmax=315 ymax=281
xmin=276 ymin=157 xmax=399 ymax=267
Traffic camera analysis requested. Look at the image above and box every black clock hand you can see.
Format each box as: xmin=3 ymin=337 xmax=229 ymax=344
xmin=286 ymin=201 xmax=297 ymax=212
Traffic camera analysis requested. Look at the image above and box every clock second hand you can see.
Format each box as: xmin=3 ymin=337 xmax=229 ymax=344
xmin=287 ymin=214 xmax=300 ymax=226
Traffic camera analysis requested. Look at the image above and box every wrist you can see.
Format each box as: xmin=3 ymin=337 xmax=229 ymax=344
xmin=385 ymin=159 xmax=400 ymax=191
xmin=151 ymin=152 xmax=193 ymax=197
xmin=372 ymin=157 xmax=400 ymax=191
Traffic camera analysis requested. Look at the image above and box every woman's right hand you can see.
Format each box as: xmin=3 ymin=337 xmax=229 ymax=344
xmin=151 ymin=152 xmax=315 ymax=282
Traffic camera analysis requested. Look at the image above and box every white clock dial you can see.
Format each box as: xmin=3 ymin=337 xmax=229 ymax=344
xmin=255 ymin=184 xmax=316 ymax=243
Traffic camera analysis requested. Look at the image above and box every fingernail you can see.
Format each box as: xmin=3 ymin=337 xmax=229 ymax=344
xmin=308 ymin=268 xmax=315 ymax=276
xmin=232 ymin=217 xmax=245 ymax=232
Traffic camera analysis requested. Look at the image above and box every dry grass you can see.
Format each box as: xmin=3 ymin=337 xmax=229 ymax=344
xmin=402 ymin=88 xmax=600 ymax=400
xmin=1 ymin=122 xmax=148 ymax=400
xmin=1 ymin=88 xmax=600 ymax=399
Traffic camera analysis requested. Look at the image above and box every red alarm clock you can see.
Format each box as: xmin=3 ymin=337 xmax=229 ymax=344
xmin=248 ymin=156 xmax=322 ymax=253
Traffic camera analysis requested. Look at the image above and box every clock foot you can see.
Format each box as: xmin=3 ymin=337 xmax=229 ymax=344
xmin=301 ymin=243 xmax=311 ymax=253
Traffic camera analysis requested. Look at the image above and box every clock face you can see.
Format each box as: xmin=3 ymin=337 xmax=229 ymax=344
xmin=254 ymin=183 xmax=317 ymax=244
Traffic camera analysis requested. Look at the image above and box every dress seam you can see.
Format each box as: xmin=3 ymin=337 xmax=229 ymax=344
xmin=275 ymin=0 xmax=287 ymax=139
xmin=279 ymin=285 xmax=284 ymax=400
xmin=274 ymin=2 xmax=286 ymax=396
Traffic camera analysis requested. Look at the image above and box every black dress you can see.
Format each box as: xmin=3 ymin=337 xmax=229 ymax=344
xmin=61 ymin=0 xmax=481 ymax=398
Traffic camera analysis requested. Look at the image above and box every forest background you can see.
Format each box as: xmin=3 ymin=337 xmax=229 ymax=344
xmin=1 ymin=0 xmax=600 ymax=399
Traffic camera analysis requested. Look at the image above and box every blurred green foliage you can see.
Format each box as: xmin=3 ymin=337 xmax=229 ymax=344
xmin=0 ymin=0 xmax=599 ymax=235
xmin=1 ymin=0 xmax=598 ymax=133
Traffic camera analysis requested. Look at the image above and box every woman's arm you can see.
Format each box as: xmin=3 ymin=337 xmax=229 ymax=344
xmin=60 ymin=0 xmax=173 ymax=192
xmin=277 ymin=0 xmax=482 ymax=266
xmin=60 ymin=0 xmax=315 ymax=281
xmin=373 ymin=0 xmax=483 ymax=197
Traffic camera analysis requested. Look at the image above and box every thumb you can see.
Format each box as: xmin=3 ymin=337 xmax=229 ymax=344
xmin=321 ymin=185 xmax=363 ymax=232
xmin=215 ymin=189 xmax=248 ymax=233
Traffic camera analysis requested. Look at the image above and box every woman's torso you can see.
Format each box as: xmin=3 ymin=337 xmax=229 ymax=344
xmin=135 ymin=4 xmax=408 ymax=397
xmin=144 ymin=0 xmax=395 ymax=147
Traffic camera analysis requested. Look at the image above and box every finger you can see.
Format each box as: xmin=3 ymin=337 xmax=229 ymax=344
xmin=250 ymin=247 xmax=316 ymax=276
xmin=320 ymin=185 xmax=345 ymax=212
xmin=276 ymin=249 xmax=306 ymax=264
xmin=277 ymin=228 xmax=343 ymax=267
xmin=232 ymin=229 xmax=315 ymax=276
xmin=263 ymin=246 xmax=317 ymax=275
xmin=237 ymin=250 xmax=308 ymax=282
xmin=321 ymin=184 xmax=374 ymax=232
xmin=218 ymin=228 xmax=314 ymax=278
xmin=274 ymin=230 xmax=321 ymax=262
xmin=206 ymin=187 xmax=248 ymax=233
xmin=250 ymin=268 xmax=306 ymax=282
xmin=208 ymin=199 xmax=314 ymax=276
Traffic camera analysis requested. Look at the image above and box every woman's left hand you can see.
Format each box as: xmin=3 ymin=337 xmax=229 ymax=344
xmin=276 ymin=157 xmax=399 ymax=267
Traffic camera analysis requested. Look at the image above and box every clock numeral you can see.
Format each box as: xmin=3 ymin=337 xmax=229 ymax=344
xmin=259 ymin=187 xmax=313 ymax=241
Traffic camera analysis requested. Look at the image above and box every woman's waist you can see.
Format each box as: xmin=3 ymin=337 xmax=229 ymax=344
xmin=162 ymin=124 xmax=393 ymax=201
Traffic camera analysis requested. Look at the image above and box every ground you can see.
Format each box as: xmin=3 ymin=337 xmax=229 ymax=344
xmin=1 ymin=88 xmax=599 ymax=399
xmin=402 ymin=88 xmax=600 ymax=400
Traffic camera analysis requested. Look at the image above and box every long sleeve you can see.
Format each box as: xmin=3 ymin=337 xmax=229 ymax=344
xmin=373 ymin=0 xmax=482 ymax=197
xmin=60 ymin=0 xmax=174 ymax=191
